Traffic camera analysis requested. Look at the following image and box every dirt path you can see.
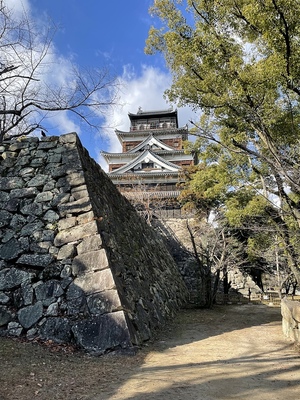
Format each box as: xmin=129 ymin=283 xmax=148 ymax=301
xmin=1 ymin=304 xmax=299 ymax=400
xmin=100 ymin=304 xmax=300 ymax=400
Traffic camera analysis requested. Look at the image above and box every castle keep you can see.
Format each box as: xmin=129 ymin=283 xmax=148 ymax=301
xmin=101 ymin=108 xmax=194 ymax=214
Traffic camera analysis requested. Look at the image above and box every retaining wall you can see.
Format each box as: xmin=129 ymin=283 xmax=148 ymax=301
xmin=0 ymin=133 xmax=188 ymax=354
xmin=281 ymin=297 xmax=300 ymax=343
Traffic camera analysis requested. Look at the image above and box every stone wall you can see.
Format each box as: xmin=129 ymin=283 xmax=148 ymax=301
xmin=281 ymin=297 xmax=300 ymax=343
xmin=152 ymin=218 xmax=204 ymax=306
xmin=0 ymin=133 xmax=188 ymax=354
xmin=153 ymin=217 xmax=264 ymax=306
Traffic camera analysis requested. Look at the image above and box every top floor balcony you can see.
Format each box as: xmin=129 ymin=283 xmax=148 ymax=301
xmin=130 ymin=122 xmax=176 ymax=131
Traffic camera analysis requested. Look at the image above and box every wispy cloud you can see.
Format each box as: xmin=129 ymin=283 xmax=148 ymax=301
xmin=2 ymin=0 xmax=82 ymax=137
xmin=4 ymin=0 xmax=198 ymax=169
xmin=4 ymin=0 xmax=30 ymax=15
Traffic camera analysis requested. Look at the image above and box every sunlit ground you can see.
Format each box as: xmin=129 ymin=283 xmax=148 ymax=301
xmin=104 ymin=307 xmax=300 ymax=400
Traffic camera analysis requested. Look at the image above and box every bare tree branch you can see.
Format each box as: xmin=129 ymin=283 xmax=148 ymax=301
xmin=0 ymin=3 xmax=119 ymax=143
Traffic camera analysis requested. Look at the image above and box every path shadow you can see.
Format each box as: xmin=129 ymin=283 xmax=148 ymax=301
xmin=1 ymin=304 xmax=298 ymax=400
xmin=96 ymin=304 xmax=300 ymax=400
xmin=153 ymin=304 xmax=282 ymax=349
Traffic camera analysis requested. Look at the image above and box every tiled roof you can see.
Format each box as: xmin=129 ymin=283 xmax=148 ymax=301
xmin=128 ymin=108 xmax=177 ymax=119
xmin=109 ymin=149 xmax=181 ymax=175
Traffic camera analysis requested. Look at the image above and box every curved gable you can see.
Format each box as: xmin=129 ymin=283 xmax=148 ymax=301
xmin=110 ymin=150 xmax=181 ymax=175
xmin=128 ymin=135 xmax=175 ymax=153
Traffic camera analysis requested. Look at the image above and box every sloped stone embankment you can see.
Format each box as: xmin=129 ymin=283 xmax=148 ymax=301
xmin=0 ymin=133 xmax=188 ymax=354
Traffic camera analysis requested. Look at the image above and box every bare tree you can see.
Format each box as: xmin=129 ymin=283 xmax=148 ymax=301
xmin=186 ymin=218 xmax=260 ymax=307
xmin=0 ymin=2 xmax=119 ymax=143
xmin=118 ymin=181 xmax=169 ymax=224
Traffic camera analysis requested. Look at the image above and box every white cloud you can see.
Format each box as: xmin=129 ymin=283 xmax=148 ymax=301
xmin=1 ymin=0 xmax=82 ymax=138
xmin=97 ymin=65 xmax=198 ymax=171
xmin=44 ymin=111 xmax=81 ymax=136
xmin=3 ymin=0 xmax=30 ymax=14
xmin=3 ymin=1 xmax=198 ymax=168
xmin=40 ymin=56 xmax=84 ymax=136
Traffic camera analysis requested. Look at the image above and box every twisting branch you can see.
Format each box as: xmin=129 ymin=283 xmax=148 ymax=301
xmin=0 ymin=3 xmax=119 ymax=143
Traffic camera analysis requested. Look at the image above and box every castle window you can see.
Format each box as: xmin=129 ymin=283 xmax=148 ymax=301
xmin=142 ymin=162 xmax=154 ymax=169
xmin=126 ymin=144 xmax=135 ymax=151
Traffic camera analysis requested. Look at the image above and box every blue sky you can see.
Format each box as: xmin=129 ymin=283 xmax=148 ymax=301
xmin=30 ymin=0 xmax=160 ymax=75
xmin=8 ymin=0 xmax=197 ymax=170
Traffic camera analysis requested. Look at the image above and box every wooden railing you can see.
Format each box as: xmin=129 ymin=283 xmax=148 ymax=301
xmin=130 ymin=122 xmax=176 ymax=131
xmin=122 ymin=190 xmax=181 ymax=199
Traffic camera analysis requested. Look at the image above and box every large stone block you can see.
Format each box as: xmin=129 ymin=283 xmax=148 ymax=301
xmin=281 ymin=298 xmax=300 ymax=342
xmin=10 ymin=187 xmax=38 ymax=198
xmin=20 ymin=202 xmax=43 ymax=216
xmin=0 ymin=268 xmax=32 ymax=290
xmin=35 ymin=191 xmax=54 ymax=202
xmin=76 ymin=235 xmax=102 ymax=254
xmin=77 ymin=211 xmax=94 ymax=225
xmin=59 ymin=132 xmax=78 ymax=143
xmin=17 ymin=253 xmax=54 ymax=268
xmin=18 ymin=301 xmax=43 ymax=329
xmin=0 ymin=306 xmax=13 ymax=326
xmin=0 ymin=177 xmax=23 ymax=190
xmin=0 ymin=191 xmax=9 ymax=202
xmin=57 ymin=197 xmax=92 ymax=216
xmin=54 ymin=221 xmax=98 ymax=246
xmin=35 ymin=280 xmax=64 ymax=306
xmin=71 ymin=185 xmax=89 ymax=200
xmin=20 ymin=221 xmax=44 ymax=236
xmin=72 ymin=311 xmax=132 ymax=354
xmin=38 ymin=140 xmax=58 ymax=149
xmin=9 ymin=141 xmax=36 ymax=151
xmin=72 ymin=250 xmax=109 ymax=275
xmin=74 ymin=269 xmax=116 ymax=292
xmin=0 ymin=210 xmax=12 ymax=227
xmin=66 ymin=283 xmax=87 ymax=316
xmin=27 ymin=174 xmax=49 ymax=187
xmin=0 ymin=238 xmax=23 ymax=260
xmin=57 ymin=243 xmax=76 ymax=260
xmin=66 ymin=172 xmax=86 ymax=187
xmin=87 ymin=289 xmax=122 ymax=315
xmin=40 ymin=317 xmax=72 ymax=344
xmin=57 ymin=216 xmax=77 ymax=231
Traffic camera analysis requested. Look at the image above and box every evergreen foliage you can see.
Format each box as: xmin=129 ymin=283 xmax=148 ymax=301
xmin=146 ymin=0 xmax=300 ymax=285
